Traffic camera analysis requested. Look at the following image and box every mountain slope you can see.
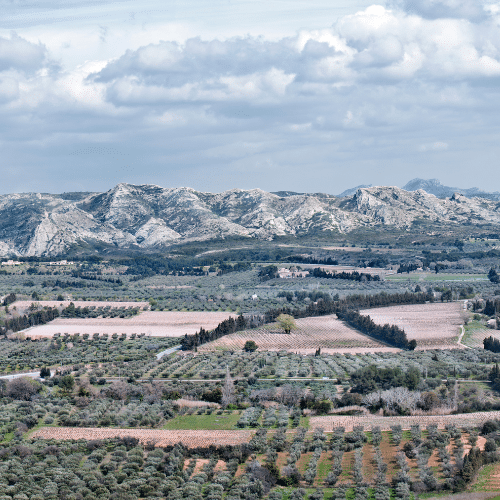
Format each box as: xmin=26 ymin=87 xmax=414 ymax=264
xmin=0 ymin=183 xmax=499 ymax=256
xmin=403 ymin=178 xmax=500 ymax=201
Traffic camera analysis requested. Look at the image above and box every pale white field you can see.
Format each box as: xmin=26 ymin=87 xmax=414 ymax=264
xmin=24 ymin=311 xmax=236 ymax=338
xmin=361 ymin=302 xmax=463 ymax=349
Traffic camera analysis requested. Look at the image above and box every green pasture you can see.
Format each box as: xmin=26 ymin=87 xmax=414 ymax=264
xmin=163 ymin=411 xmax=241 ymax=430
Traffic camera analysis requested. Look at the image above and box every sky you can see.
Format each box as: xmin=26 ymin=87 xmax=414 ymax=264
xmin=1 ymin=0 xmax=500 ymax=195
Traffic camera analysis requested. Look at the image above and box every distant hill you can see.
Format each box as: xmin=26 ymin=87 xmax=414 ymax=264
xmin=337 ymin=185 xmax=372 ymax=197
xmin=0 ymin=183 xmax=499 ymax=256
xmin=403 ymin=178 xmax=500 ymax=201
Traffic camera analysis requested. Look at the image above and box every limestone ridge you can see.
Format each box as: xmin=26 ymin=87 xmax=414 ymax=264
xmin=403 ymin=178 xmax=500 ymax=201
xmin=0 ymin=183 xmax=499 ymax=256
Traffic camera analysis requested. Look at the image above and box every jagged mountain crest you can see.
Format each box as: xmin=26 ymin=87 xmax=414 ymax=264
xmin=0 ymin=182 xmax=499 ymax=256
xmin=403 ymin=178 xmax=500 ymax=201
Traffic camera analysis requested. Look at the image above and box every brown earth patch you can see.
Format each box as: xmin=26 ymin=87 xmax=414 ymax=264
xmin=31 ymin=427 xmax=252 ymax=448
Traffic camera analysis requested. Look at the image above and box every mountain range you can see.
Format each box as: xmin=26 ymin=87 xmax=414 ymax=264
xmin=402 ymin=178 xmax=500 ymax=201
xmin=0 ymin=181 xmax=499 ymax=256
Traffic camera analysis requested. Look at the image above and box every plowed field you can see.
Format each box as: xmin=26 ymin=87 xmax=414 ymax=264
xmin=31 ymin=427 xmax=253 ymax=448
xmin=309 ymin=410 xmax=500 ymax=432
xmin=361 ymin=302 xmax=463 ymax=349
xmin=24 ymin=311 xmax=236 ymax=338
xmin=198 ymin=314 xmax=398 ymax=353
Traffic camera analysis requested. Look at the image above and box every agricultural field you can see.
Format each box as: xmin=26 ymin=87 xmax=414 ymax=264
xmin=462 ymin=319 xmax=500 ymax=348
xmin=309 ymin=411 xmax=500 ymax=432
xmin=197 ymin=314 xmax=398 ymax=354
xmin=361 ymin=302 xmax=464 ymax=349
xmin=31 ymin=427 xmax=253 ymax=448
xmin=1 ymin=239 xmax=500 ymax=497
xmin=10 ymin=300 xmax=149 ymax=313
xmin=23 ymin=420 xmax=500 ymax=498
xmin=24 ymin=310 xmax=236 ymax=338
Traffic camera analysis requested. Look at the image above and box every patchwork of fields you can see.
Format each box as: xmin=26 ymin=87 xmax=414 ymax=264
xmin=198 ymin=314 xmax=398 ymax=354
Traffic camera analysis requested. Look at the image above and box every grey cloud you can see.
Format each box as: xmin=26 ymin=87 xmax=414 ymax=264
xmin=90 ymin=4 xmax=500 ymax=111
xmin=3 ymin=3 xmax=500 ymax=195
xmin=0 ymin=33 xmax=48 ymax=73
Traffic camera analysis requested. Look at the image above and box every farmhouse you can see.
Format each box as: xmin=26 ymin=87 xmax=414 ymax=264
xmin=277 ymin=267 xmax=309 ymax=278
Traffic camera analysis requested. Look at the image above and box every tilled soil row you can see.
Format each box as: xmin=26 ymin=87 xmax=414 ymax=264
xmin=309 ymin=410 xmax=500 ymax=432
xmin=31 ymin=427 xmax=254 ymax=448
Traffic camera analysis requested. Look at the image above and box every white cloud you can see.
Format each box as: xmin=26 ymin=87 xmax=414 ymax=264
xmin=2 ymin=2 xmax=500 ymax=194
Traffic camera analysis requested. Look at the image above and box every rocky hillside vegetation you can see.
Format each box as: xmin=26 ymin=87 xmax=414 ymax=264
xmin=0 ymin=183 xmax=499 ymax=256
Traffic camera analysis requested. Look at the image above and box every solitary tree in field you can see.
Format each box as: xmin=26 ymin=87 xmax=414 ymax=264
xmin=277 ymin=314 xmax=297 ymax=334
xmin=221 ymin=366 xmax=235 ymax=407
xmin=243 ymin=340 xmax=258 ymax=352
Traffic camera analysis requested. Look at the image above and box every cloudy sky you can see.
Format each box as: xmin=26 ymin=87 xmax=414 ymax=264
xmin=1 ymin=0 xmax=500 ymax=195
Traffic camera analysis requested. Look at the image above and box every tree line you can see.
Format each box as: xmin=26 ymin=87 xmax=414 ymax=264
xmin=311 ymin=267 xmax=381 ymax=282
xmin=1 ymin=306 xmax=60 ymax=335
xmin=180 ymin=315 xmax=262 ymax=350
xmin=182 ymin=290 xmax=427 ymax=350
xmin=484 ymin=337 xmax=500 ymax=353
xmin=337 ymin=310 xmax=415 ymax=350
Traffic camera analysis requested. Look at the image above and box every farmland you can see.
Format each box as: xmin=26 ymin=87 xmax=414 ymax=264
xmin=31 ymin=427 xmax=254 ymax=448
xmin=361 ymin=302 xmax=464 ymax=349
xmin=25 ymin=310 xmax=237 ymax=338
xmin=198 ymin=314 xmax=397 ymax=354
xmin=23 ymin=419 xmax=500 ymax=498
xmin=0 ymin=237 xmax=500 ymax=498
xmin=309 ymin=411 xmax=500 ymax=432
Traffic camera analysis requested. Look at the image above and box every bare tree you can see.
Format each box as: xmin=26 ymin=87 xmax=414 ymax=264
xmin=6 ymin=377 xmax=39 ymax=400
xmin=221 ymin=366 xmax=235 ymax=407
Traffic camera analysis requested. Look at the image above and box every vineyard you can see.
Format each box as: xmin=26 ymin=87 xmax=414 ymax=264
xmin=197 ymin=314 xmax=396 ymax=354
xmin=309 ymin=411 xmax=500 ymax=432
xmin=31 ymin=427 xmax=253 ymax=448
xmin=360 ymin=302 xmax=464 ymax=349
xmin=462 ymin=319 xmax=500 ymax=348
